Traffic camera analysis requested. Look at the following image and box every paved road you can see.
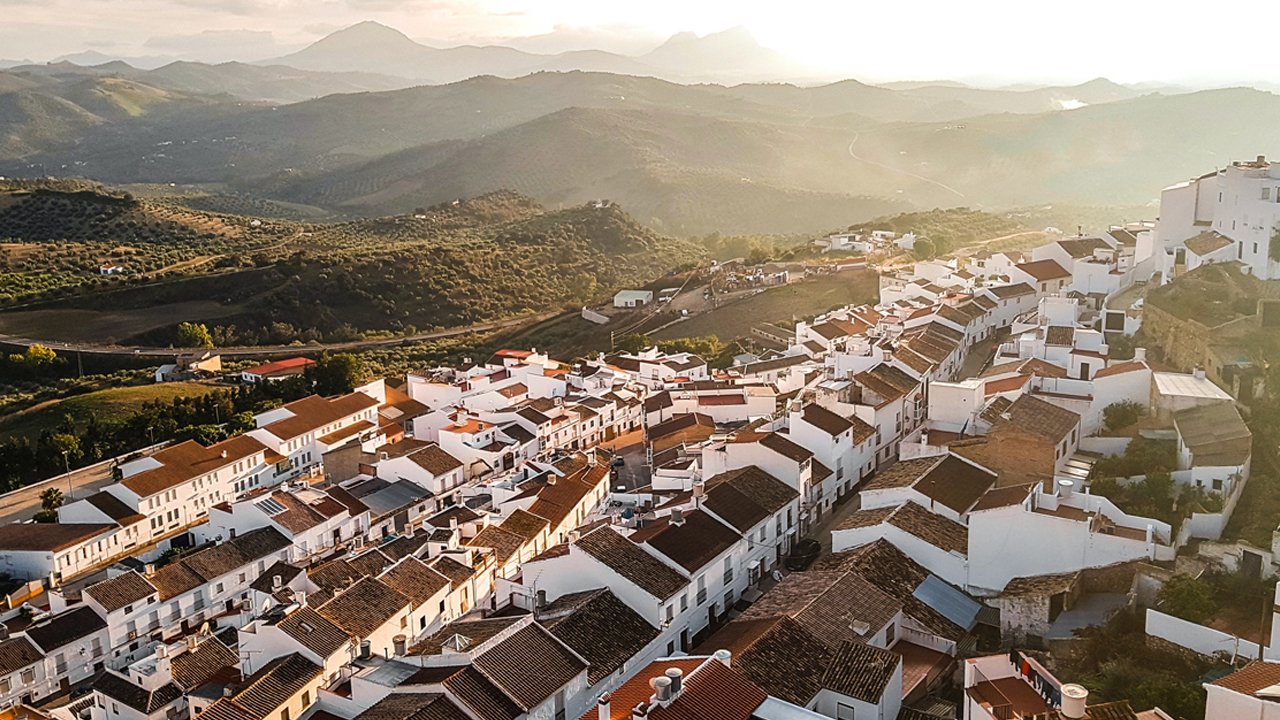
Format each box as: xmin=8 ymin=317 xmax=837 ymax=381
xmin=0 ymin=311 xmax=563 ymax=360
xmin=846 ymin=131 xmax=967 ymax=200
xmin=0 ymin=462 xmax=117 ymax=525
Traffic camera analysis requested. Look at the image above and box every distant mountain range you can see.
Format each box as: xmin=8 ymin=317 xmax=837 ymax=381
xmin=266 ymin=22 xmax=811 ymax=85
xmin=2 ymin=21 xmax=1278 ymax=235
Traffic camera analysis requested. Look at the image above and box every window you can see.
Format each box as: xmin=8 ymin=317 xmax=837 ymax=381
xmin=680 ymin=593 xmax=688 ymax=612
xmin=301 ymin=692 xmax=310 ymax=707
xmin=885 ymin=623 xmax=895 ymax=645
xmin=281 ymin=708 xmax=290 ymax=720
xmin=20 ymin=669 xmax=33 ymax=685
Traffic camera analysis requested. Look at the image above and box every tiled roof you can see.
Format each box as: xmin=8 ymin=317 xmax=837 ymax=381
xmin=573 ymin=527 xmax=687 ymax=600
xmin=354 ymin=693 xmax=471 ymax=720
xmin=0 ymin=636 xmax=43 ymax=675
xmin=587 ymin=658 xmax=705 ymax=720
xmin=911 ymin=455 xmax=997 ymax=514
xmin=25 ymin=605 xmax=106 ymax=653
xmin=741 ymin=570 xmax=901 ymax=648
xmin=701 ymin=617 xmax=832 ymax=706
xmin=539 ymin=589 xmax=659 ymax=685
xmin=994 ymin=395 xmax=1080 ymax=444
xmin=814 ymin=540 xmax=968 ymax=641
xmin=123 ymin=435 xmax=266 ymax=498
xmin=863 ymin=456 xmax=944 ymax=492
xmin=1093 ymin=360 xmax=1149 ymax=379
xmin=971 ymin=483 xmax=1035 ymax=512
xmin=1184 ymin=230 xmax=1234 ymax=256
xmin=986 ymin=283 xmax=1036 ymax=299
xmin=378 ymin=558 xmax=451 ymax=606
xmin=633 ymin=509 xmax=741 ymax=573
xmin=1209 ymin=660 xmax=1280 ymax=697
xmin=277 ymin=606 xmax=351 ymax=659
xmin=0 ymin=523 xmax=112 ymax=552
xmin=441 ymin=666 xmax=522 ymax=720
xmin=308 ymin=558 xmax=363 ymax=593
xmin=428 ymin=555 xmax=475 ymax=590
xmin=885 ymin=501 xmax=969 ymax=554
xmin=472 ymin=623 xmax=587 ymax=710
xmin=466 ymin=525 xmax=525 ymax=565
xmin=820 ymin=641 xmax=901 ymax=703
xmin=205 ymin=653 xmax=321 ymax=720
xmin=153 ymin=527 xmax=290 ymax=600
xmin=84 ymin=491 xmax=146 ymax=526
xmin=84 ymin=571 xmax=157 ymax=612
xmin=407 ymin=444 xmax=464 ymax=476
xmin=413 ymin=617 xmax=521 ymax=656
xmin=172 ymin=636 xmax=239 ymax=690
xmin=1015 ymin=259 xmax=1071 ymax=282
xmin=499 ymin=508 xmax=549 ymax=543
xmin=835 ymin=506 xmax=895 ymax=531
xmin=1174 ymin=402 xmax=1252 ymax=467
xmin=1045 ymin=325 xmax=1075 ymax=347
xmin=701 ymin=466 xmax=798 ymax=533
xmin=261 ymin=393 xmax=379 ymax=441
xmin=800 ymin=404 xmax=853 ymax=436
xmin=96 ymin=671 xmax=182 ymax=714
xmin=317 ymin=577 xmax=409 ymax=638
xmin=648 ymin=413 xmax=715 ymax=441
xmin=250 ymin=561 xmax=303 ymax=594
xmin=649 ymin=658 xmax=768 ymax=720
xmin=757 ymin=432 xmax=812 ymax=463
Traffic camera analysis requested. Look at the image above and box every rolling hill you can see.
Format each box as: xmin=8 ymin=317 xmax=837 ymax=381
xmin=0 ymin=185 xmax=705 ymax=346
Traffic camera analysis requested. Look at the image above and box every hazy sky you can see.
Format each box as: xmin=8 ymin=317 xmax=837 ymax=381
xmin=3 ymin=0 xmax=1279 ymax=85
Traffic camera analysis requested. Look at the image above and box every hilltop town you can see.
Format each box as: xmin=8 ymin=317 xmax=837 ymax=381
xmin=0 ymin=158 xmax=1279 ymax=720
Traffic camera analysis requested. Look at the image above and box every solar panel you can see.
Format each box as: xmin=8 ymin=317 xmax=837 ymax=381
xmin=912 ymin=575 xmax=981 ymax=631
xmin=256 ymin=498 xmax=287 ymax=515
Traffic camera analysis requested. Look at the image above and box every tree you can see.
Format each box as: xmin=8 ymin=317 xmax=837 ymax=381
xmin=34 ymin=487 xmax=64 ymax=523
xmin=23 ymin=344 xmax=57 ymax=366
xmin=1103 ymin=400 xmax=1144 ymax=432
xmin=912 ymin=237 xmax=937 ymax=259
xmin=311 ymin=353 xmax=365 ymax=395
xmin=176 ymin=322 xmax=214 ymax=348
xmin=39 ymin=487 xmax=64 ymax=511
xmin=1158 ymin=575 xmax=1217 ymax=623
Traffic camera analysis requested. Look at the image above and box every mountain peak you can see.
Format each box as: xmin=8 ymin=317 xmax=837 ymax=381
xmin=321 ymin=21 xmax=416 ymax=44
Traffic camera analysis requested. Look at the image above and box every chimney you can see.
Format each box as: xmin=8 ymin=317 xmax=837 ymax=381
xmin=670 ymin=508 xmax=685 ymax=527
xmin=631 ymin=703 xmax=648 ymax=720
xmin=650 ymin=676 xmax=673 ymax=703
xmin=272 ymin=575 xmax=282 ymax=590
xmin=536 ymin=590 xmax=548 ymax=609
xmin=296 ymin=591 xmax=307 ymax=607
xmin=223 ymin=687 xmax=234 ymax=698
xmin=392 ymin=635 xmax=407 ymax=657
xmin=597 ymin=692 xmax=611 ymax=720
xmin=1133 ymin=347 xmax=1146 ymax=363
xmin=155 ymin=644 xmax=167 ymax=659
xmin=450 ymin=517 xmax=459 ymax=531
xmin=714 ymin=649 xmax=732 ymax=668
xmin=144 ymin=563 xmax=156 ymax=575
xmin=1060 ymin=684 xmax=1089 ymax=719
xmin=358 ymin=640 xmax=371 ymax=660
xmin=1194 ymin=366 xmax=1206 ymax=380
xmin=1259 ymin=155 xmax=1267 ymax=165
xmin=664 ymin=668 xmax=683 ymax=696
xmin=691 ymin=481 xmax=705 ymax=505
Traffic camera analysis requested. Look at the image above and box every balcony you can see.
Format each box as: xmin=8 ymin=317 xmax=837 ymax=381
xmin=964 ymin=653 xmax=1061 ymax=720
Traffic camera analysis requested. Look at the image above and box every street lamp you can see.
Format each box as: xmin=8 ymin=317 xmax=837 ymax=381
xmin=61 ymin=449 xmax=72 ymax=500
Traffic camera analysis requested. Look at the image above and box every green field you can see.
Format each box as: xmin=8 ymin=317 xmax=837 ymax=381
xmin=653 ymin=271 xmax=879 ymax=341
xmin=0 ymin=382 xmax=222 ymax=441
